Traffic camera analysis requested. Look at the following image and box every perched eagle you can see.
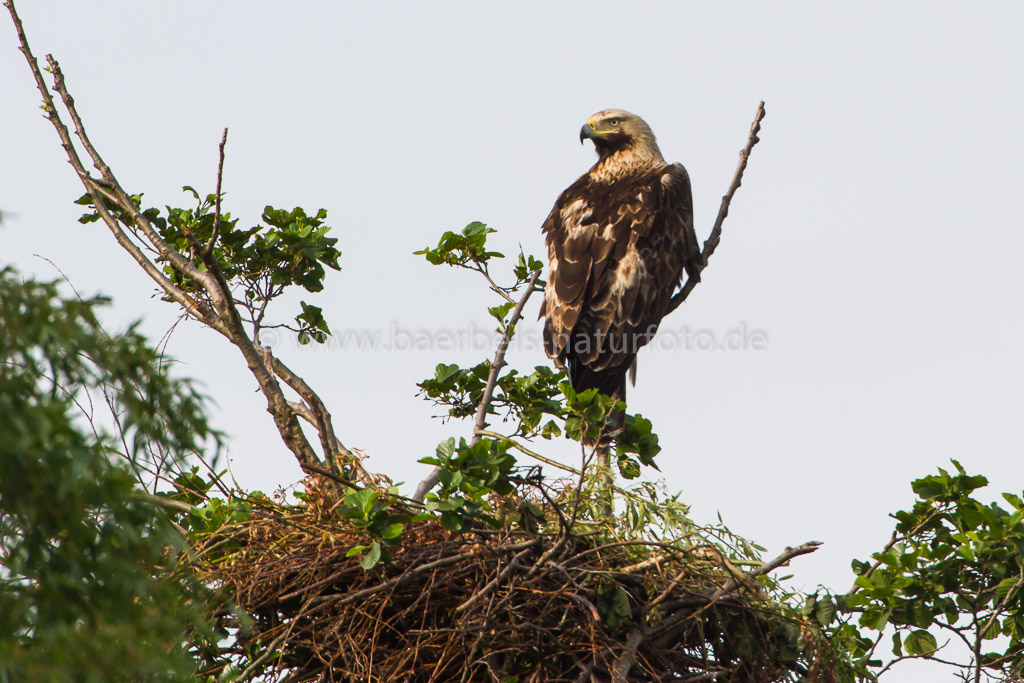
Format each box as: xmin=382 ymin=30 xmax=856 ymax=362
xmin=539 ymin=109 xmax=701 ymax=441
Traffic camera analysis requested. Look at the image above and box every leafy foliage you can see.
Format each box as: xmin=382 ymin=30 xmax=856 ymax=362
xmin=415 ymin=221 xmax=543 ymax=299
xmin=76 ymin=188 xmax=340 ymax=345
xmin=831 ymin=461 xmax=1024 ymax=680
xmin=0 ymin=267 xmax=217 ymax=681
xmin=337 ymin=488 xmax=431 ymax=568
xmin=420 ymin=437 xmax=517 ymax=532
xmin=415 ymin=222 xmax=667 ymax=502
xmin=414 ymin=220 xmax=504 ymax=266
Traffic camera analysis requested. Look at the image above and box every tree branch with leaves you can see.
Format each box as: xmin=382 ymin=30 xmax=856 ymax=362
xmin=6 ymin=0 xmax=369 ymax=486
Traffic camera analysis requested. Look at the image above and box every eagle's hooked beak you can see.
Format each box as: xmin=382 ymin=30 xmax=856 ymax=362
xmin=580 ymin=119 xmax=599 ymax=144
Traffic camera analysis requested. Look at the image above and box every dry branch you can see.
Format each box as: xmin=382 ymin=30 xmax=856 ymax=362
xmin=666 ymin=101 xmax=766 ymax=316
xmin=708 ymin=540 xmax=822 ymax=602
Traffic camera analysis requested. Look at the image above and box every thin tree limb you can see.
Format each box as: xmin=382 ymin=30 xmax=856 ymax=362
xmin=650 ymin=540 xmax=821 ymax=648
xmin=471 ymin=269 xmax=543 ymax=442
xmin=47 ymin=54 xmax=219 ymax=293
xmin=7 ymin=1 xmax=221 ymax=326
xmin=475 ymin=429 xmax=580 ymax=475
xmin=413 ymin=269 xmax=542 ymax=501
xmin=7 ymin=0 xmax=330 ymax=475
xmin=611 ymin=628 xmax=644 ymax=682
xmin=978 ymin=569 xmax=1019 ymax=638
xmin=132 ymin=492 xmax=195 ymax=514
xmin=206 ymin=128 xmax=228 ymax=255
xmin=707 ymin=540 xmax=821 ymax=602
xmin=666 ymin=101 xmax=766 ymax=316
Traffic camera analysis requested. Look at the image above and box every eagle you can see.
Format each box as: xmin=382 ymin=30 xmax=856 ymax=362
xmin=539 ymin=109 xmax=701 ymax=446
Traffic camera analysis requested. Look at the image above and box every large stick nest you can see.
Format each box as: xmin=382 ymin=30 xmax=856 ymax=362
xmin=195 ymin=484 xmax=838 ymax=682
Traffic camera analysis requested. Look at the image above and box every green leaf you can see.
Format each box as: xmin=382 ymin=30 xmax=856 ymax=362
xmin=344 ymin=489 xmax=379 ymax=516
xmin=616 ymin=455 xmax=641 ymax=480
xmin=1002 ymin=492 xmax=1024 ymax=510
xmin=814 ymin=595 xmax=836 ymax=626
xmin=439 ymin=511 xmax=463 ymax=532
xmin=488 ymin=301 xmax=515 ymax=324
xmin=435 ymin=437 xmax=456 ymax=461
xmin=434 ymin=364 xmax=462 ymax=383
xmin=361 ymin=542 xmax=382 ymax=569
xmin=596 ymin=580 xmax=633 ymax=628
xmin=903 ymin=629 xmax=937 ymax=656
xmin=997 ymin=577 xmax=1021 ymax=600
xmin=564 ymin=416 xmax=582 ymax=442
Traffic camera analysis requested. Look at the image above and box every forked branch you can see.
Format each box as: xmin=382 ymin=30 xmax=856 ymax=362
xmin=6 ymin=0 xmax=369 ymax=483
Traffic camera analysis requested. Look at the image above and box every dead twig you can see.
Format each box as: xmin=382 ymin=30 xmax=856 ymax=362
xmin=707 ymin=540 xmax=821 ymax=602
xmin=611 ymin=628 xmax=644 ymax=682
xmin=666 ymin=101 xmax=766 ymax=316
xmin=205 ymin=128 xmax=228 ymax=255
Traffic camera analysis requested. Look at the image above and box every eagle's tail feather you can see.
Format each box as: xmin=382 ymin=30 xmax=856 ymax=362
xmin=567 ymin=352 xmax=630 ymax=452
xmin=567 ymin=354 xmax=632 ymax=402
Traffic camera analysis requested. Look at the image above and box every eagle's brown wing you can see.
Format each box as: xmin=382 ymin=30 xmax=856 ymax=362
xmin=540 ymin=163 xmax=697 ymax=398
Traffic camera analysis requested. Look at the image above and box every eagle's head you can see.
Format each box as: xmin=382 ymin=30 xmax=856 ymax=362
xmin=579 ymin=109 xmax=663 ymax=163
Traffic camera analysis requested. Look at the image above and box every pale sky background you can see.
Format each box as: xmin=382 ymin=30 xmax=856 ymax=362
xmin=3 ymin=3 xmax=1023 ymax=680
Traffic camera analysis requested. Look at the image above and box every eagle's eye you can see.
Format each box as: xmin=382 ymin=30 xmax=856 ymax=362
xmin=607 ymin=118 xmax=620 ymax=127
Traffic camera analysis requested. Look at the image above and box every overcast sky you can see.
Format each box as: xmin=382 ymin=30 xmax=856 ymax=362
xmin=3 ymin=3 xmax=1023 ymax=679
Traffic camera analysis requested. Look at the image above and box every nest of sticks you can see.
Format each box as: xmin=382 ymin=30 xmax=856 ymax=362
xmin=196 ymin=482 xmax=836 ymax=683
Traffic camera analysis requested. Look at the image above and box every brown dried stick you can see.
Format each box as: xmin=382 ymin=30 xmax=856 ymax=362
xmin=666 ymin=101 xmax=766 ymax=316
xmin=707 ymin=540 xmax=821 ymax=602
xmin=206 ymin=128 xmax=228 ymax=255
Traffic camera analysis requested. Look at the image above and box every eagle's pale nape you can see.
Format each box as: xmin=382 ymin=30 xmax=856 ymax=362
xmin=539 ymin=109 xmax=701 ymax=498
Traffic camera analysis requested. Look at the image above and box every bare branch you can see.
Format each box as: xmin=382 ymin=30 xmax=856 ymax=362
xmin=471 ymin=269 xmax=544 ymax=440
xmin=413 ymin=269 xmax=543 ymax=501
xmin=271 ymin=355 xmax=374 ymax=485
xmin=206 ymin=127 xmax=228 ymax=255
xmin=237 ymin=630 xmax=289 ymax=682
xmin=611 ymin=628 xmax=644 ymax=682
xmin=666 ymin=101 xmax=766 ymax=316
xmin=706 ymin=540 xmax=821 ymax=603
xmin=47 ymin=54 xmax=219 ymax=292
xmin=6 ymin=1 xmax=220 ymax=326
